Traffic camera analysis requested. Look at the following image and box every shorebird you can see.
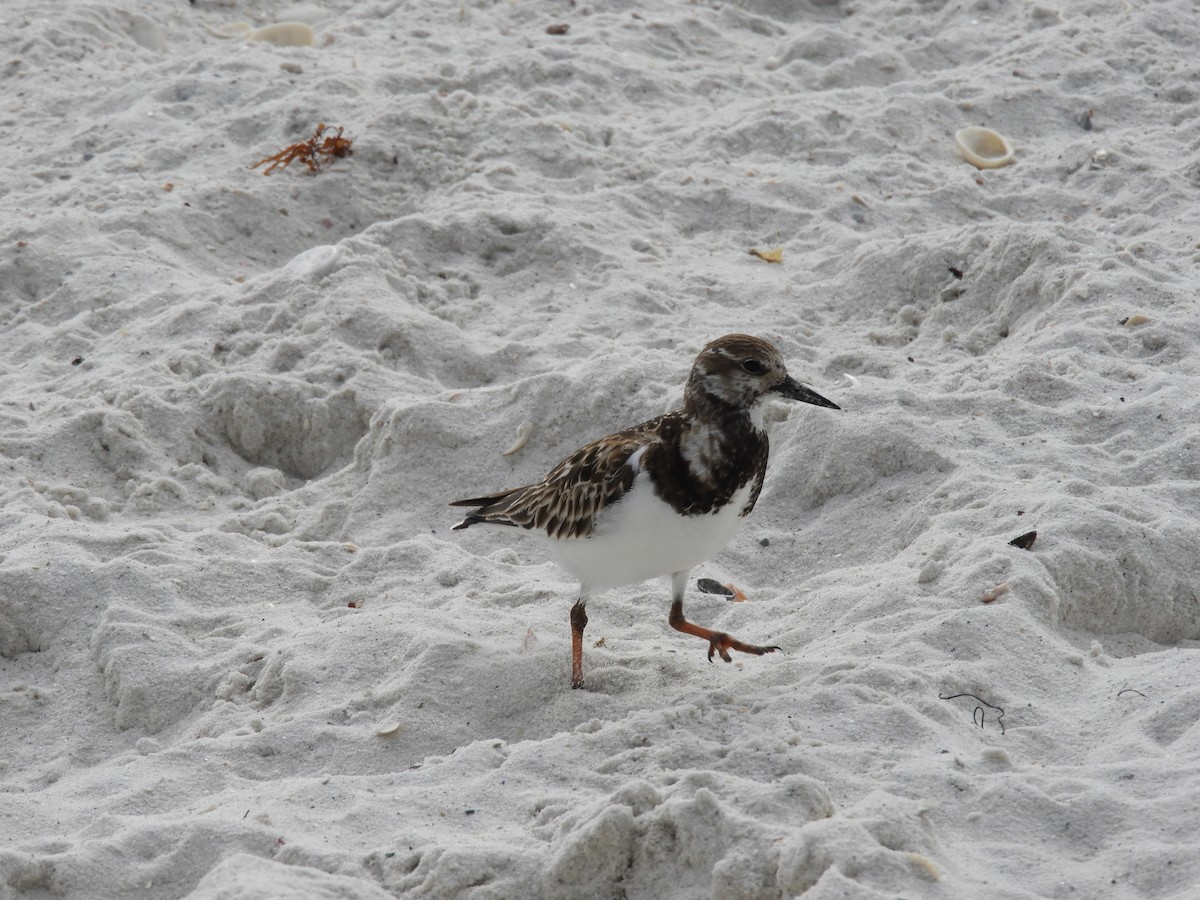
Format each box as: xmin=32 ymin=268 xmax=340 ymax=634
xmin=451 ymin=334 xmax=840 ymax=688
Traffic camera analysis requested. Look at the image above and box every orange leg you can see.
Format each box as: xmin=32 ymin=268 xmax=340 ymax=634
xmin=668 ymin=596 xmax=780 ymax=663
xmin=570 ymin=599 xmax=588 ymax=689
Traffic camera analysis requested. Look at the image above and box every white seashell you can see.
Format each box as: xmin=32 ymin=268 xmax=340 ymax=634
xmin=982 ymin=580 xmax=1010 ymax=603
xmin=206 ymin=22 xmax=254 ymax=40
xmin=954 ymin=126 xmax=1015 ymax=169
xmin=285 ymin=245 xmax=339 ymax=280
xmin=250 ymin=22 xmax=316 ymax=47
xmin=501 ymin=421 xmax=535 ymax=456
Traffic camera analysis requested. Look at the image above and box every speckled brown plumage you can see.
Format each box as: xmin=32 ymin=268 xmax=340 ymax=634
xmin=449 ymin=404 xmax=768 ymax=539
xmin=450 ymin=425 xmax=647 ymax=539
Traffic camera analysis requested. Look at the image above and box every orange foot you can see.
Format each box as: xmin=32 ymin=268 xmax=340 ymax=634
xmin=669 ymin=598 xmax=781 ymax=664
xmin=706 ymin=633 xmax=781 ymax=663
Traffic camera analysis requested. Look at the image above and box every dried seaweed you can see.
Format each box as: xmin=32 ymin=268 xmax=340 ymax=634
xmin=251 ymin=123 xmax=353 ymax=175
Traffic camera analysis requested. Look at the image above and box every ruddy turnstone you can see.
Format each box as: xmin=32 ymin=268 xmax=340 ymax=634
xmin=451 ymin=334 xmax=840 ymax=688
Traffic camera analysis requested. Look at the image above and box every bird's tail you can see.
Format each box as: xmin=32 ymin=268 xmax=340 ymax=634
xmin=449 ymin=491 xmax=520 ymax=530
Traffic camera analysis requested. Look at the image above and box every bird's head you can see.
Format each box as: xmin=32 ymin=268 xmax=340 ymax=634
xmin=686 ymin=334 xmax=840 ymax=413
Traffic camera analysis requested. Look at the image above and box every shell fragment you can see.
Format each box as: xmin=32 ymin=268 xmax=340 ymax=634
xmin=955 ymin=126 xmax=1015 ymax=169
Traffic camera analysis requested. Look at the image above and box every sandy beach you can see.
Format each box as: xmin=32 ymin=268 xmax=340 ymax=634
xmin=2 ymin=0 xmax=1199 ymax=897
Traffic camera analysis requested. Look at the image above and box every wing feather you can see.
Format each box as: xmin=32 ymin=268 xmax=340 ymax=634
xmin=451 ymin=414 xmax=676 ymax=539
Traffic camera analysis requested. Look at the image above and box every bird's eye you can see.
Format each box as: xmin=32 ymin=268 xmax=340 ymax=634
xmin=741 ymin=359 xmax=766 ymax=375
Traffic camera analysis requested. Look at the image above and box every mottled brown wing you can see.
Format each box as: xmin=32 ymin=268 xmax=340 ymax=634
xmin=451 ymin=414 xmax=674 ymax=539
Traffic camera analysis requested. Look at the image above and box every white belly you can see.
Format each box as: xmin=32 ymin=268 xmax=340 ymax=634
xmin=544 ymin=473 xmax=753 ymax=594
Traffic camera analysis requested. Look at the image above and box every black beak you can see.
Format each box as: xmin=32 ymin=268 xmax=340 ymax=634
xmin=771 ymin=375 xmax=840 ymax=410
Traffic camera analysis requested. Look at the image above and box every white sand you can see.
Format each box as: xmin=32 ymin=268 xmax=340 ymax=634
xmin=2 ymin=0 xmax=1199 ymax=896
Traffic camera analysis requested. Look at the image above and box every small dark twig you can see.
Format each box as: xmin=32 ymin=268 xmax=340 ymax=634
xmin=940 ymin=692 xmax=1007 ymax=735
xmin=1117 ymin=689 xmax=1147 ymax=699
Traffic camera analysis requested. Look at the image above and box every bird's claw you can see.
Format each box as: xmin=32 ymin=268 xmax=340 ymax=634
xmin=706 ymin=633 xmax=781 ymax=663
